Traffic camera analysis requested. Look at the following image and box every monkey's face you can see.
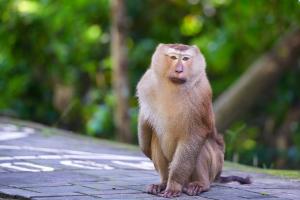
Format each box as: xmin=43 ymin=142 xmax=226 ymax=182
xmin=152 ymin=44 xmax=205 ymax=85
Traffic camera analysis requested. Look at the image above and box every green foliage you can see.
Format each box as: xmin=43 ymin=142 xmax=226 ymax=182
xmin=0 ymin=0 xmax=300 ymax=169
xmin=0 ymin=0 xmax=111 ymax=125
xmin=225 ymin=123 xmax=258 ymax=165
xmin=86 ymin=104 xmax=114 ymax=137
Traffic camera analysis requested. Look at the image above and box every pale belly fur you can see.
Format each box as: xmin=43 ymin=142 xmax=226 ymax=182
xmin=141 ymin=95 xmax=188 ymax=161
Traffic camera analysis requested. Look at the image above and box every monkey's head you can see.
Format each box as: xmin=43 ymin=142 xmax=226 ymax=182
xmin=151 ymin=43 xmax=206 ymax=85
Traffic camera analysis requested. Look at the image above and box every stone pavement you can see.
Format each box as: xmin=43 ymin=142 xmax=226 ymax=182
xmin=0 ymin=118 xmax=299 ymax=200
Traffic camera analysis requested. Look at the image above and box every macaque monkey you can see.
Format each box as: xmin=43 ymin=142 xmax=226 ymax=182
xmin=136 ymin=44 xmax=250 ymax=198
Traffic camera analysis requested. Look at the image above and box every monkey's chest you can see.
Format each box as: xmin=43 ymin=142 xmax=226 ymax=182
xmin=144 ymin=101 xmax=188 ymax=161
xmin=149 ymin=103 xmax=186 ymax=132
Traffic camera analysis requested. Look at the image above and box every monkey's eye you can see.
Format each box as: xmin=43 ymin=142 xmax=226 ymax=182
xmin=182 ymin=57 xmax=190 ymax=61
xmin=170 ymin=55 xmax=177 ymax=60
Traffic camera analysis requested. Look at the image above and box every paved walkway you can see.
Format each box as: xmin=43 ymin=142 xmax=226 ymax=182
xmin=0 ymin=118 xmax=299 ymax=200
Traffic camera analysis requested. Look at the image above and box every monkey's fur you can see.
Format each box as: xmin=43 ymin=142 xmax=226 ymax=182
xmin=136 ymin=44 xmax=250 ymax=198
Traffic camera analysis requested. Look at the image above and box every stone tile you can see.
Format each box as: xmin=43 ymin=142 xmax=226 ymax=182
xmin=175 ymin=195 xmax=210 ymax=200
xmin=19 ymin=183 xmax=72 ymax=188
xmin=249 ymin=188 xmax=300 ymax=200
xmin=76 ymin=169 xmax=153 ymax=179
xmin=95 ymin=192 xmax=161 ymax=199
xmin=238 ymin=193 xmax=276 ymax=199
xmin=0 ymin=188 xmax=40 ymax=198
xmin=1 ymin=121 xmax=300 ymax=200
xmin=28 ymin=185 xmax=99 ymax=197
xmin=75 ymin=182 xmax=127 ymax=190
xmin=200 ymin=185 xmax=274 ymax=200
xmin=0 ymin=168 xmax=11 ymax=173
xmin=95 ymin=192 xmax=211 ymax=199
xmin=0 ymin=185 xmax=13 ymax=190
xmin=123 ymin=184 xmax=148 ymax=192
xmin=78 ymin=188 xmax=141 ymax=195
xmin=27 ymin=159 xmax=73 ymax=171
xmin=32 ymin=195 xmax=101 ymax=200
xmin=1 ymin=171 xmax=99 ymax=187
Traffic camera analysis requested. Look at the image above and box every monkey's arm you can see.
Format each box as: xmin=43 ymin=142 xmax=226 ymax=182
xmin=138 ymin=112 xmax=153 ymax=159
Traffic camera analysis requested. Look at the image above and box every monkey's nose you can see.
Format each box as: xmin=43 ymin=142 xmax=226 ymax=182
xmin=175 ymin=64 xmax=183 ymax=73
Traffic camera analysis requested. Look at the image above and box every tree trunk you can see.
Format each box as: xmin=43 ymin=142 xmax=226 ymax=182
xmin=214 ymin=28 xmax=300 ymax=132
xmin=110 ymin=0 xmax=132 ymax=143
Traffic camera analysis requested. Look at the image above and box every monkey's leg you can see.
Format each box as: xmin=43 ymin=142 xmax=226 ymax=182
xmin=147 ymin=134 xmax=169 ymax=195
xmin=184 ymin=140 xmax=223 ymax=196
xmin=184 ymin=166 xmax=210 ymax=196
xmin=161 ymin=138 xmax=204 ymax=198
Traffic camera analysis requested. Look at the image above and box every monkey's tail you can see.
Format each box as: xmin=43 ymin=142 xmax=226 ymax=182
xmin=217 ymin=176 xmax=252 ymax=185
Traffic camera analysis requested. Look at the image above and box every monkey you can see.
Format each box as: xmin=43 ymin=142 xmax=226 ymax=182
xmin=136 ymin=43 xmax=250 ymax=198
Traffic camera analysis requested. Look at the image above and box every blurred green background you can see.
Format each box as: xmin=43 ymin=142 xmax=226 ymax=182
xmin=0 ymin=0 xmax=300 ymax=169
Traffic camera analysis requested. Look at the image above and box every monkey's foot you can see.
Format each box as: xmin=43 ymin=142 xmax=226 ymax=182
xmin=183 ymin=181 xmax=208 ymax=196
xmin=146 ymin=183 xmax=166 ymax=195
xmin=159 ymin=181 xmax=182 ymax=198
xmin=159 ymin=189 xmax=181 ymax=198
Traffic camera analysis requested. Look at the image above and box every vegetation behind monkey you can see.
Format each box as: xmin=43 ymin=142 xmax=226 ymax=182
xmin=137 ymin=43 xmax=250 ymax=198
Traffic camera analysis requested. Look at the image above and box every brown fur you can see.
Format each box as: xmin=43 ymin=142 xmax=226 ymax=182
xmin=137 ymin=44 xmax=249 ymax=198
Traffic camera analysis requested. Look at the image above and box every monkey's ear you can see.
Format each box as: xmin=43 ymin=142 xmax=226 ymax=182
xmin=157 ymin=43 xmax=166 ymax=49
xmin=192 ymin=45 xmax=201 ymax=52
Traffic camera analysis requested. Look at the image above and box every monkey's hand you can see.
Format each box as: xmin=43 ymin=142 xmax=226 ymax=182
xmin=137 ymin=112 xmax=153 ymax=159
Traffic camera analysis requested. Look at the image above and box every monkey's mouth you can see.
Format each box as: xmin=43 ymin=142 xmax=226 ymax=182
xmin=169 ymin=77 xmax=187 ymax=84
